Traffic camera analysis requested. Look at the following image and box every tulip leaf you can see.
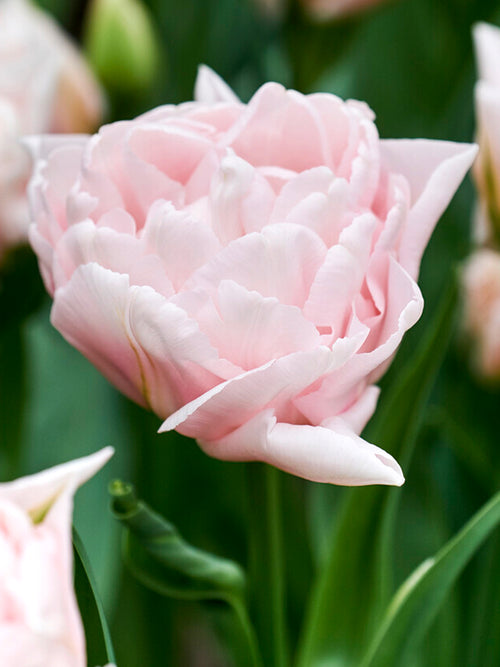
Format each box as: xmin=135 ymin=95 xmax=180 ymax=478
xmin=110 ymin=480 xmax=262 ymax=667
xmin=110 ymin=479 xmax=245 ymax=601
xmin=359 ymin=489 xmax=500 ymax=667
xmin=73 ymin=530 xmax=116 ymax=667
xmin=296 ymin=279 xmax=458 ymax=667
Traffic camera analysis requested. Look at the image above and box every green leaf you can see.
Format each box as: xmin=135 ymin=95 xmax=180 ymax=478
xmin=359 ymin=489 xmax=500 ymax=667
xmin=110 ymin=480 xmax=262 ymax=667
xmin=73 ymin=530 xmax=115 ymax=667
xmin=110 ymin=480 xmax=245 ymax=602
xmin=296 ymin=279 xmax=458 ymax=667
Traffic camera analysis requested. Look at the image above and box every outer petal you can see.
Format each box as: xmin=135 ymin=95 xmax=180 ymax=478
xmin=51 ymin=264 xmax=149 ymax=408
xmin=198 ymin=409 xmax=403 ymax=486
xmin=0 ymin=447 xmax=113 ymax=510
xmin=51 ymin=263 xmax=228 ymax=417
xmin=194 ymin=65 xmax=240 ymax=104
xmin=160 ymin=335 xmax=364 ymax=442
xmin=380 ymin=139 xmax=478 ymax=279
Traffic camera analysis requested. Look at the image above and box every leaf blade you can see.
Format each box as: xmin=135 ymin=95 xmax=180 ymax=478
xmin=73 ymin=530 xmax=116 ymax=667
xmin=360 ymin=489 xmax=500 ymax=667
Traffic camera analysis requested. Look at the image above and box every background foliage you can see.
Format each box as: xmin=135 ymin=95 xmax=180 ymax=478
xmin=3 ymin=0 xmax=500 ymax=664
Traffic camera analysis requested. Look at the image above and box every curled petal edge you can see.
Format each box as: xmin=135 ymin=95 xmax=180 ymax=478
xmin=197 ymin=409 xmax=404 ymax=487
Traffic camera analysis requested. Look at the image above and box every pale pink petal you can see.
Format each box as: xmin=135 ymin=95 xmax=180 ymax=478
xmin=199 ymin=409 xmax=403 ymax=486
xmin=209 ymin=154 xmax=276 ymax=242
xmin=194 ymin=280 xmax=321 ymax=370
xmin=187 ymin=222 xmax=327 ymax=306
xmin=52 ymin=220 xmax=175 ymax=297
xmin=141 ymin=200 xmax=221 ymax=290
xmin=194 ymin=65 xmax=240 ymax=104
xmin=227 ymin=83 xmax=333 ymax=171
xmin=51 ymin=264 xmax=149 ymax=408
xmin=127 ymin=286 xmax=233 ymax=418
xmin=0 ymin=448 xmax=112 ymax=667
xmin=327 ymin=384 xmax=380 ymax=433
xmin=0 ymin=448 xmax=113 ymax=510
xmin=127 ymin=123 xmax=214 ymax=185
xmin=22 ymin=134 xmax=89 ymax=163
xmin=304 ymin=213 xmax=378 ymax=332
xmin=160 ymin=337 xmax=361 ymax=442
xmin=296 ymin=258 xmax=422 ymax=424
xmin=380 ymin=139 xmax=478 ymax=279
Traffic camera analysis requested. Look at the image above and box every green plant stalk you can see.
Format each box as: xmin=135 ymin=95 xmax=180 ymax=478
xmin=246 ymin=463 xmax=289 ymax=667
xmin=0 ymin=325 xmax=26 ymax=479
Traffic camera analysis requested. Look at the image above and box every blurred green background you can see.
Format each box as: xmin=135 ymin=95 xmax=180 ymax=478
xmin=2 ymin=0 xmax=500 ymax=665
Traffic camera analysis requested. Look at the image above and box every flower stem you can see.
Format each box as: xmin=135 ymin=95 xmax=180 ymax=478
xmin=246 ymin=462 xmax=289 ymax=667
xmin=0 ymin=324 xmax=26 ymax=478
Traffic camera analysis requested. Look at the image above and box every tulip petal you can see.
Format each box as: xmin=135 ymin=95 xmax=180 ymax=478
xmin=380 ymin=139 xmax=478 ymax=279
xmin=51 ymin=263 xmax=150 ymax=408
xmin=191 ymin=280 xmax=322 ymax=370
xmin=194 ymin=65 xmax=240 ymax=104
xmin=160 ymin=337 xmax=361 ymax=442
xmin=188 ymin=222 xmax=327 ymax=307
xmin=199 ymin=409 xmax=403 ymax=486
xmin=0 ymin=447 xmax=113 ymax=511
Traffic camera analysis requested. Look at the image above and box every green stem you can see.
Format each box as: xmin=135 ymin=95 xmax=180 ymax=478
xmin=230 ymin=598 xmax=265 ymax=667
xmin=246 ymin=463 xmax=289 ymax=667
xmin=0 ymin=324 xmax=26 ymax=478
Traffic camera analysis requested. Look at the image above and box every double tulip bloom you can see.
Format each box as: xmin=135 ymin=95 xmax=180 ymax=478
xmin=28 ymin=67 xmax=475 ymax=486
xmin=0 ymin=0 xmax=103 ymax=259
xmin=0 ymin=449 xmax=113 ymax=667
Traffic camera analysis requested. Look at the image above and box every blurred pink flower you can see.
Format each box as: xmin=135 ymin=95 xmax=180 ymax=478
xmin=301 ymin=0 xmax=390 ymax=21
xmin=463 ymin=249 xmax=500 ymax=379
xmin=28 ymin=67 xmax=475 ymax=486
xmin=0 ymin=448 xmax=113 ymax=667
xmin=0 ymin=0 xmax=104 ymax=259
xmin=472 ymin=22 xmax=500 ymax=246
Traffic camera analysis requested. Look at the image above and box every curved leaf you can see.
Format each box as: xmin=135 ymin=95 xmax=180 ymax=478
xmin=73 ymin=530 xmax=116 ymax=667
xmin=360 ymin=489 xmax=500 ymax=667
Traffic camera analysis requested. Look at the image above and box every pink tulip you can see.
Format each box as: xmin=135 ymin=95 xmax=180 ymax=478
xmin=28 ymin=67 xmax=476 ymax=486
xmin=0 ymin=448 xmax=113 ymax=667
xmin=463 ymin=249 xmax=500 ymax=380
xmin=301 ymin=0 xmax=390 ymax=21
xmin=473 ymin=22 xmax=500 ymax=246
xmin=0 ymin=0 xmax=103 ymax=259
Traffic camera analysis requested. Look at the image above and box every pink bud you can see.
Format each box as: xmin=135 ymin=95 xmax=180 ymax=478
xmin=0 ymin=448 xmax=113 ymax=667
xmin=463 ymin=249 xmax=500 ymax=379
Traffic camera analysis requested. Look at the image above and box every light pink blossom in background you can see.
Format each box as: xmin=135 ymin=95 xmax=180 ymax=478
xmin=463 ymin=249 xmax=500 ymax=379
xmin=28 ymin=67 xmax=475 ymax=486
xmin=301 ymin=0 xmax=390 ymax=21
xmin=0 ymin=447 xmax=113 ymax=667
xmin=0 ymin=0 xmax=103 ymax=259
xmin=472 ymin=22 xmax=500 ymax=245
